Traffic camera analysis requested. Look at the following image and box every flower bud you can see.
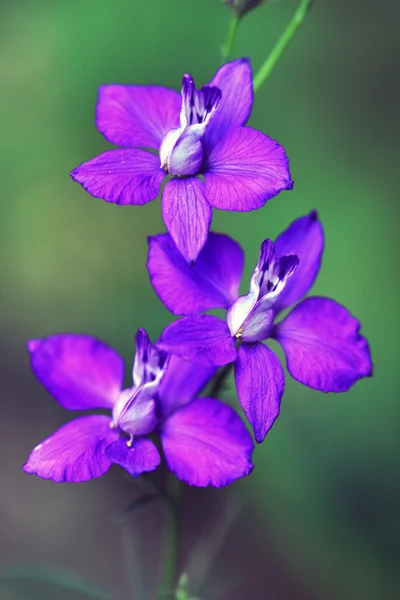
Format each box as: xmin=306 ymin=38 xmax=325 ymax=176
xmin=222 ymin=0 xmax=268 ymax=18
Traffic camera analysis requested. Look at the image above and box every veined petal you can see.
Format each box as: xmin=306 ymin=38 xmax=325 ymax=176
xmin=241 ymin=306 xmax=274 ymax=343
xmin=234 ymin=342 xmax=284 ymax=443
xmin=132 ymin=328 xmax=169 ymax=389
xmin=273 ymin=297 xmax=373 ymax=392
xmin=274 ymin=211 xmax=325 ymax=312
xmin=106 ymin=438 xmax=160 ymax=477
xmin=96 ymin=84 xmax=181 ymax=149
xmin=147 ymin=232 xmax=244 ymax=315
xmin=205 ymin=58 xmax=253 ymax=152
xmin=71 ymin=149 xmax=165 ymax=205
xmin=204 ymin=127 xmax=293 ymax=211
xmin=23 ymin=416 xmax=115 ymax=483
xmin=115 ymin=389 xmax=157 ymax=437
xmin=157 ymin=315 xmax=236 ymax=367
xmin=227 ymin=291 xmax=258 ymax=336
xmin=167 ymin=126 xmax=204 ymax=175
xmin=27 ymin=334 xmax=123 ymax=411
xmin=157 ymin=355 xmax=216 ymax=418
xmin=162 ymin=177 xmax=212 ymax=263
xmin=161 ymin=398 xmax=254 ymax=487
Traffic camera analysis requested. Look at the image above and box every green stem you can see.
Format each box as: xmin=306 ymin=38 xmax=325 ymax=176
xmin=158 ymin=475 xmax=181 ymax=598
xmin=253 ymin=0 xmax=313 ymax=93
xmin=222 ymin=12 xmax=240 ymax=62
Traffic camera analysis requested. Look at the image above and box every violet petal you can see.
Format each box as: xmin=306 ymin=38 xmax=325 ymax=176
xmin=23 ymin=415 xmax=115 ymax=482
xmin=147 ymin=232 xmax=244 ymax=315
xmin=27 ymin=334 xmax=123 ymax=411
xmin=157 ymin=315 xmax=236 ymax=367
xmin=115 ymin=390 xmax=158 ymax=437
xmin=96 ymin=84 xmax=181 ymax=149
xmin=161 ymin=397 xmax=254 ymax=487
xmin=157 ymin=355 xmax=216 ymax=418
xmin=273 ymin=296 xmax=373 ymax=392
xmin=106 ymin=438 xmax=160 ymax=477
xmin=70 ymin=149 xmax=165 ymax=205
xmin=204 ymin=127 xmax=293 ymax=211
xmin=274 ymin=211 xmax=325 ymax=312
xmin=234 ymin=342 xmax=285 ymax=443
xmin=241 ymin=306 xmax=275 ymax=343
xmin=161 ymin=177 xmax=212 ymax=263
xmin=205 ymin=58 xmax=253 ymax=152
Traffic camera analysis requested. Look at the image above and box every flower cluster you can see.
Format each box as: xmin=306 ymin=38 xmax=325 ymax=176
xmin=24 ymin=54 xmax=372 ymax=488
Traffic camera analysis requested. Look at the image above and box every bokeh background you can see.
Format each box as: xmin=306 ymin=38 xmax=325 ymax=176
xmin=0 ymin=0 xmax=399 ymax=598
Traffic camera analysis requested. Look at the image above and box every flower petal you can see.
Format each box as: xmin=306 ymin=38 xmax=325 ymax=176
xmin=157 ymin=315 xmax=236 ymax=367
xmin=241 ymin=306 xmax=274 ymax=343
xmin=273 ymin=297 xmax=373 ymax=392
xmin=274 ymin=211 xmax=325 ymax=312
xmin=28 ymin=334 xmax=123 ymax=410
xmin=96 ymin=84 xmax=181 ymax=149
xmin=167 ymin=126 xmax=204 ymax=175
xmin=147 ymin=232 xmax=244 ymax=315
xmin=114 ymin=389 xmax=157 ymax=437
xmin=132 ymin=328 xmax=169 ymax=389
xmin=204 ymin=127 xmax=293 ymax=211
xmin=157 ymin=355 xmax=216 ymax=418
xmin=161 ymin=398 xmax=254 ymax=487
xmin=70 ymin=149 xmax=165 ymax=205
xmin=23 ymin=416 xmax=115 ymax=482
xmin=234 ymin=342 xmax=285 ymax=443
xmin=161 ymin=177 xmax=212 ymax=263
xmin=205 ymin=58 xmax=253 ymax=152
xmin=106 ymin=438 xmax=160 ymax=477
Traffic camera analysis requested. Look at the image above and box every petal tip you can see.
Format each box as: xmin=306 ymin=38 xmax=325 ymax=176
xmin=27 ymin=339 xmax=40 ymax=353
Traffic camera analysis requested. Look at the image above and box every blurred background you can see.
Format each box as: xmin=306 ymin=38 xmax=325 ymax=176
xmin=0 ymin=0 xmax=399 ymax=598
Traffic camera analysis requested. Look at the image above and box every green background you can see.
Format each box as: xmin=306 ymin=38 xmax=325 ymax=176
xmin=0 ymin=0 xmax=398 ymax=598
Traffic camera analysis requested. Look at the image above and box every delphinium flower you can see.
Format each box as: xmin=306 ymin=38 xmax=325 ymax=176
xmin=70 ymin=59 xmax=293 ymax=263
xmin=222 ymin=0 xmax=268 ymax=19
xmin=148 ymin=212 xmax=373 ymax=443
xmin=23 ymin=329 xmax=253 ymax=486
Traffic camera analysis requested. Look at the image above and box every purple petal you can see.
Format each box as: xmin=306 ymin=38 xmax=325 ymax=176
xmin=157 ymin=355 xmax=216 ymax=418
xmin=205 ymin=58 xmax=253 ymax=152
xmin=132 ymin=328 xmax=169 ymax=389
xmin=274 ymin=211 xmax=325 ymax=312
xmin=204 ymin=127 xmax=293 ymax=211
xmin=162 ymin=177 xmax=212 ymax=263
xmin=70 ymin=149 xmax=165 ymax=205
xmin=106 ymin=438 xmax=160 ymax=477
xmin=157 ymin=315 xmax=236 ymax=367
xmin=241 ymin=306 xmax=274 ymax=343
xmin=28 ymin=334 xmax=123 ymax=411
xmin=167 ymin=127 xmax=204 ymax=176
xmin=147 ymin=232 xmax=244 ymax=315
xmin=23 ymin=416 xmax=115 ymax=482
xmin=161 ymin=398 xmax=254 ymax=487
xmin=273 ymin=297 xmax=373 ymax=392
xmin=234 ymin=342 xmax=285 ymax=443
xmin=96 ymin=84 xmax=181 ymax=149
xmin=113 ymin=388 xmax=157 ymax=437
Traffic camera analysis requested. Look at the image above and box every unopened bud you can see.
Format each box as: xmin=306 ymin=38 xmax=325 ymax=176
xmin=222 ymin=0 xmax=268 ymax=18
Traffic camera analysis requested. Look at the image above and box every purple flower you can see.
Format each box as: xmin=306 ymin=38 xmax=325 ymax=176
xmin=23 ymin=329 xmax=253 ymax=487
xmin=148 ymin=212 xmax=373 ymax=443
xmin=70 ymin=59 xmax=293 ymax=263
xmin=222 ymin=0 xmax=268 ymax=18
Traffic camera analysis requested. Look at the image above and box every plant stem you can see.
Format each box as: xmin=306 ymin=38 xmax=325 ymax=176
xmin=222 ymin=12 xmax=240 ymax=62
xmin=158 ymin=475 xmax=181 ymax=598
xmin=253 ymin=0 xmax=313 ymax=93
